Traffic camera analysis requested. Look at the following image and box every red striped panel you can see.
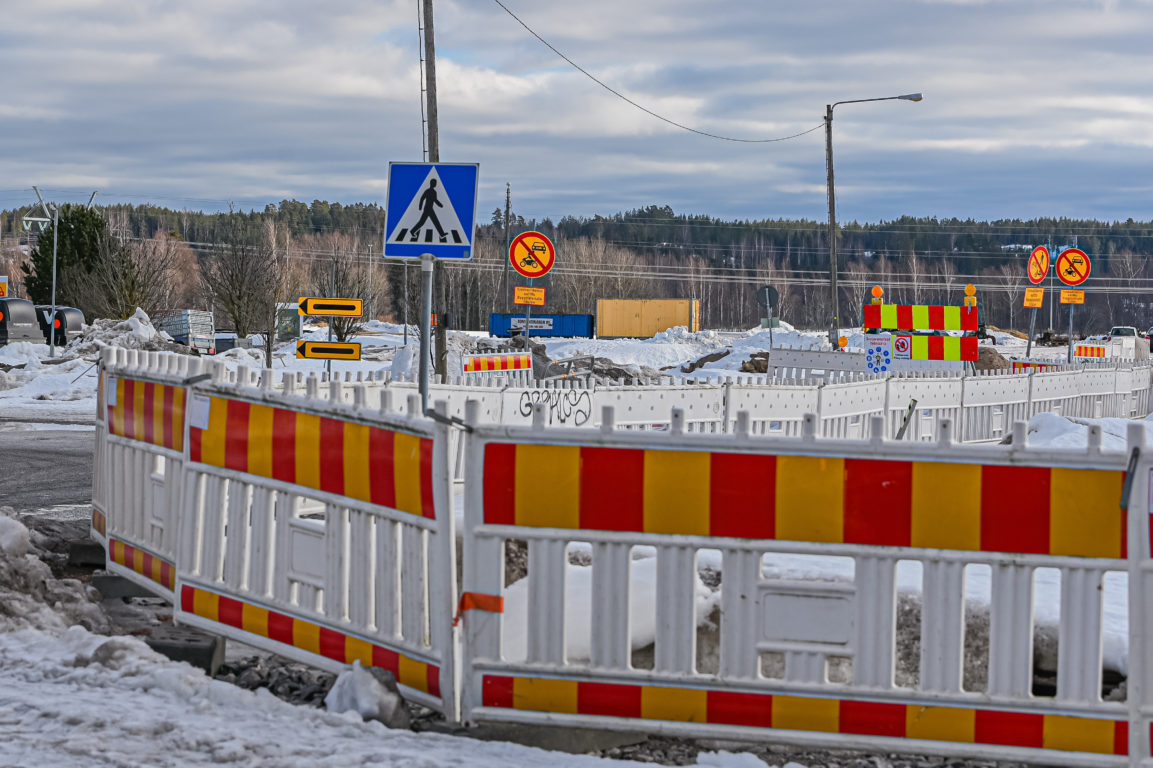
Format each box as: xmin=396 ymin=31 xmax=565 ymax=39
xmin=163 ymin=385 xmax=175 ymax=449
xmin=1115 ymin=721 xmax=1128 ymax=755
xmin=426 ymin=666 xmax=441 ymax=698
xmin=318 ymin=418 xmax=345 ymax=496
xmin=319 ymin=627 xmax=345 ymax=661
xmin=974 ymin=709 xmax=1043 ymax=747
xmin=123 ymin=379 xmax=136 ymax=439
xmin=268 ymin=611 xmax=294 ymax=645
xmin=843 ymin=459 xmax=912 ymax=546
xmin=863 ymin=304 xmax=881 ymax=328
xmin=180 ymin=585 xmax=194 ymax=612
xmin=219 ymin=595 xmax=244 ymax=628
xmin=980 ymin=465 xmax=1050 ymax=554
xmin=190 ymin=423 xmax=202 ymax=463
xmin=840 ymin=700 xmax=906 ymax=737
xmin=927 ymin=306 xmax=945 ymax=330
xmin=960 ymin=337 xmax=979 ymax=361
xmin=372 ymin=646 xmax=400 ymax=676
xmin=961 ymin=307 xmax=979 ymax=331
xmin=896 ymin=305 xmax=914 ymax=329
xmin=709 ymin=453 xmax=775 ymax=538
xmin=483 ymin=444 xmax=517 ymax=525
xmin=927 ymin=335 xmax=945 ymax=361
xmin=580 ymin=447 xmax=644 ymax=531
xmin=420 ymin=437 xmax=436 ymax=519
xmin=224 ymin=400 xmax=250 ymax=473
xmin=707 ymin=691 xmax=773 ymax=728
xmin=369 ymin=427 xmax=396 ymax=507
xmin=483 ymin=675 xmax=515 ymax=708
xmin=161 ymin=561 xmax=173 ymax=590
xmin=143 ymin=382 xmax=156 ymax=444
xmin=579 ymin=682 xmax=642 ymax=718
xmin=271 ymin=407 xmax=296 ymax=484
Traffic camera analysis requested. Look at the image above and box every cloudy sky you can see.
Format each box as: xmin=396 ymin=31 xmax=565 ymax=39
xmin=2 ymin=0 xmax=1151 ymax=224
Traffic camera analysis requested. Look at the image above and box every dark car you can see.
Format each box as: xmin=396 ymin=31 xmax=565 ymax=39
xmin=34 ymin=306 xmax=85 ymax=346
xmin=0 ymin=298 xmax=49 ymax=346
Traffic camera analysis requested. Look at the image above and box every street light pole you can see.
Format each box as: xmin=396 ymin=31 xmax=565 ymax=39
xmin=825 ymin=93 xmax=922 ymax=346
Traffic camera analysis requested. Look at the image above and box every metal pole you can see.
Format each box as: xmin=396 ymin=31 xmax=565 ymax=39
xmin=419 ymin=254 xmax=434 ymax=412
xmin=327 ymin=259 xmax=335 ymax=377
xmin=1026 ymin=307 xmax=1037 ymax=357
xmin=1048 ymin=238 xmax=1054 ymax=332
xmin=504 ymin=183 xmax=512 ymax=312
xmin=525 ymin=278 xmax=533 ymax=342
xmin=49 ymin=204 xmax=58 ymax=359
xmin=825 ymin=104 xmax=838 ymax=348
xmin=1067 ymin=304 xmax=1075 ymax=363
xmin=404 ymin=262 xmax=409 ymax=345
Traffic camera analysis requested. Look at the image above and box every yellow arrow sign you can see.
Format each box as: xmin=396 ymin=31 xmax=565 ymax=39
xmin=298 ymin=297 xmax=364 ymax=317
xmin=296 ymin=341 xmax=362 ymax=360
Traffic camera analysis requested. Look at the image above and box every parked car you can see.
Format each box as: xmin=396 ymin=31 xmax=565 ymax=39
xmin=34 ymin=306 xmax=84 ymax=346
xmin=0 ymin=298 xmax=48 ymax=346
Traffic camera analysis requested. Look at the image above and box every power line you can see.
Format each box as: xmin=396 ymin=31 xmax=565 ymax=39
xmin=490 ymin=0 xmax=824 ymax=144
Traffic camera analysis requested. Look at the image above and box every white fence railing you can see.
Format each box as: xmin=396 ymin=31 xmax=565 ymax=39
xmin=91 ymin=348 xmax=1153 ymax=765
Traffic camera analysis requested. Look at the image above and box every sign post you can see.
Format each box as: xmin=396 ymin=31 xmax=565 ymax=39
xmin=1025 ymin=246 xmax=1050 ymax=357
xmin=509 ymin=231 xmax=556 ymax=342
xmin=1055 ymin=248 xmax=1091 ymax=363
xmin=383 ymin=161 xmax=480 ymax=412
xmin=756 ymin=285 xmax=780 ymax=348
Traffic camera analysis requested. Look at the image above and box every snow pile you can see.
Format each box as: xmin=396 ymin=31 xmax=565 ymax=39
xmin=1024 ymin=411 xmax=1152 ymax=450
xmin=67 ymin=308 xmax=182 ymax=358
xmin=324 ymin=660 xmax=409 ymax=729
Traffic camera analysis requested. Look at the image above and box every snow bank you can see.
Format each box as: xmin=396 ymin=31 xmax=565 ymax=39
xmin=1025 ymin=411 xmax=1152 ymax=450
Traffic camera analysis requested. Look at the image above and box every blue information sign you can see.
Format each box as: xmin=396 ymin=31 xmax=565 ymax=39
xmin=383 ymin=162 xmax=478 ymax=260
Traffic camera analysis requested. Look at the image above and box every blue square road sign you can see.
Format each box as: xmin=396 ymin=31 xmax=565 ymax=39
xmin=383 ymin=162 xmax=479 ymax=260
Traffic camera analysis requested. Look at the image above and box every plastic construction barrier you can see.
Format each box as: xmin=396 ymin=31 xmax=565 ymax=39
xmin=893 ymin=334 xmax=979 ymax=362
xmin=864 ymin=304 xmax=979 ymax=332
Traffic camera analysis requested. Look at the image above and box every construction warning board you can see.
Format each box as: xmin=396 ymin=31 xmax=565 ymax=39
xmin=513 ymin=286 xmax=546 ymax=306
xmin=1060 ymin=289 xmax=1085 ymax=305
xmin=1055 ymin=248 xmax=1091 ymax=287
xmin=384 ymin=162 xmax=479 ymax=260
xmin=463 ymin=353 xmax=533 ymax=373
xmin=298 ymin=297 xmax=363 ymax=317
xmin=296 ymin=341 xmax=362 ymax=360
xmin=1023 ymin=287 xmax=1044 ymax=308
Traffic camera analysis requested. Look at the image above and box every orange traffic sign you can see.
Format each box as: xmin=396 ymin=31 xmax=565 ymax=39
xmin=1027 ymin=246 xmax=1050 ymax=285
xmin=298 ymin=297 xmax=364 ymax=317
xmin=1023 ymin=287 xmax=1044 ymax=308
xmin=296 ymin=340 xmax=362 ymax=360
xmin=1060 ymin=289 xmax=1085 ymax=305
xmin=509 ymin=231 xmax=556 ymax=279
xmin=1055 ymin=248 xmax=1091 ymax=287
xmin=513 ymin=285 xmax=546 ymax=306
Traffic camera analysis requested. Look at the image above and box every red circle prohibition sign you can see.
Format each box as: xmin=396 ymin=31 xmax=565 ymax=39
xmin=1055 ymin=248 xmax=1091 ymax=287
xmin=509 ymin=231 xmax=556 ymax=279
xmin=1027 ymin=246 xmax=1050 ymax=285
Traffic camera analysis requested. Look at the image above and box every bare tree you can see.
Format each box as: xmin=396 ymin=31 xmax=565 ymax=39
xmin=74 ymin=235 xmax=179 ymax=320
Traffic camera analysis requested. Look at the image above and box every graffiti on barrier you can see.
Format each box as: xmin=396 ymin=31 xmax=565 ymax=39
xmin=518 ymin=389 xmax=592 ymax=426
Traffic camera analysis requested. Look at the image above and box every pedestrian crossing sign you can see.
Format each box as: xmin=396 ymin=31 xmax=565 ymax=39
xmin=384 ymin=162 xmax=479 ymax=260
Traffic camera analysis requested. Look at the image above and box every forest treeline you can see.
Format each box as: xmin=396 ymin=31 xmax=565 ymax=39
xmin=3 ymin=200 xmax=1152 ymax=334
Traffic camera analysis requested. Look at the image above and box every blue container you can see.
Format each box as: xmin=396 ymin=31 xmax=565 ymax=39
xmin=488 ymin=313 xmax=594 ymax=338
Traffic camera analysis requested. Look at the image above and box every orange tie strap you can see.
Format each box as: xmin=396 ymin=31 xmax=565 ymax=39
xmin=453 ymin=592 xmax=505 ymax=627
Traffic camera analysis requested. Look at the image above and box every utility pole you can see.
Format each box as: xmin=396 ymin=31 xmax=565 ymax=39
xmin=422 ymin=0 xmax=448 ymax=381
xmin=825 ymin=104 xmax=839 ymax=348
xmin=504 ymin=183 xmax=512 ymax=312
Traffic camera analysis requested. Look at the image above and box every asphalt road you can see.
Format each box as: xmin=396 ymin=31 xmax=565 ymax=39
xmin=0 ymin=428 xmax=95 ymax=512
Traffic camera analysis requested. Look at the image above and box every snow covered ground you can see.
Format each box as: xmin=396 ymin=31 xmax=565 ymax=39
xmin=0 ymin=310 xmax=1143 ymax=766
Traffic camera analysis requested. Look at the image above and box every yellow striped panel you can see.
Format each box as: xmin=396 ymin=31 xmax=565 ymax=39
xmin=98 ymin=372 xmax=105 ymax=414
xmin=202 ymin=396 xmax=229 ymax=467
xmin=1042 ymin=714 xmax=1114 ymax=754
xmin=775 ymin=456 xmax=844 ymax=543
xmin=911 ymin=335 xmax=929 ymax=360
xmin=642 ymin=450 xmax=710 ymax=536
xmin=110 ymin=540 xmax=123 ymax=565
xmin=880 ymin=304 xmax=898 ymax=328
xmin=512 ymin=678 xmax=578 ymax=714
xmin=1050 ymin=469 xmax=1123 ymax=559
xmin=193 ymin=589 xmax=220 ymax=622
xmin=150 ymin=557 xmax=162 ymax=583
xmin=247 ymin=404 xmax=275 ymax=479
xmin=911 ymin=305 xmax=930 ymax=329
xmin=113 ymin=379 xmax=125 ymax=435
xmin=241 ymin=603 xmax=269 ymax=636
xmin=152 ymin=384 xmax=166 ymax=446
xmin=294 ymin=413 xmax=321 ymax=491
xmin=640 ymin=687 xmax=707 ymax=722
xmin=906 ymin=705 xmax=975 ymax=742
xmin=132 ymin=547 xmax=144 ymax=572
xmin=911 ymin=462 xmax=981 ymax=550
xmin=772 ymin=695 xmax=839 ymax=733
xmin=943 ymin=306 xmax=962 ymax=330
xmin=172 ymin=388 xmax=185 ymax=452
xmin=398 ymin=656 xmax=429 ymax=693
xmin=942 ymin=336 xmax=960 ymax=361
xmin=346 ymin=636 xmax=374 ymax=667
xmin=342 ymin=422 xmax=372 ymax=504
xmin=393 ymin=432 xmax=424 ymax=516
xmin=293 ymin=619 xmax=321 ymax=655
xmin=132 ymin=379 xmax=146 ymax=441
xmin=514 ymin=444 xmax=580 ymax=528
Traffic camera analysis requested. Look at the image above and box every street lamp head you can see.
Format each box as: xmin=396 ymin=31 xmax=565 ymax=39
xmin=898 ymin=93 xmax=923 ymax=102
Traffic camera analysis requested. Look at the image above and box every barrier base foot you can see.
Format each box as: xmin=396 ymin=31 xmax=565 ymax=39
xmin=145 ymin=624 xmax=226 ymax=676
xmin=424 ymin=722 xmax=647 ymax=754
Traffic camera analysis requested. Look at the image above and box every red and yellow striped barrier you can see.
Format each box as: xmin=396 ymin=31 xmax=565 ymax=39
xmin=189 ymin=396 xmax=435 ymax=519
xmin=91 ymin=507 xmax=106 ymax=538
xmin=894 ymin=334 xmax=979 ymax=362
xmin=109 ymin=538 xmax=175 ymax=591
xmin=483 ymin=445 xmax=1124 ymax=558
xmin=864 ymin=304 xmax=979 ymax=332
xmin=1012 ymin=362 xmax=1057 ymax=373
xmin=1074 ymin=345 xmax=1106 ymax=359
xmin=181 ymin=585 xmax=439 ymax=697
xmin=107 ymin=377 xmax=185 ymax=451
xmin=464 ymin=354 xmax=532 ymax=373
xmin=482 ymin=677 xmax=1127 ymax=756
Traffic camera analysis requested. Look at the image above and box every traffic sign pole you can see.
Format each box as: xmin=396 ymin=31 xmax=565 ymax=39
xmin=525 ymin=277 xmax=533 ymax=342
xmin=419 ymin=254 xmax=434 ymax=413
xmin=1067 ymin=305 xmax=1075 ymax=363
xmin=1027 ymin=308 xmax=1037 ymax=357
